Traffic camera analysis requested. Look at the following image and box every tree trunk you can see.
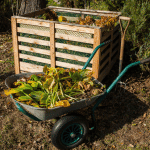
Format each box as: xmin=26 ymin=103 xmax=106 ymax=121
xmin=19 ymin=0 xmax=46 ymax=15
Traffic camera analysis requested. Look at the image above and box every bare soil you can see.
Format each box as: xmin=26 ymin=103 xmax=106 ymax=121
xmin=0 ymin=32 xmax=150 ymax=150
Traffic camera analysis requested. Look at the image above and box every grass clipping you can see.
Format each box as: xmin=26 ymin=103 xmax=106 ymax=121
xmin=5 ymin=66 xmax=105 ymax=108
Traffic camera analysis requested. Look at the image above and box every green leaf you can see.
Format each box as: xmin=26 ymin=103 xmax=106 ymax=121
xmin=40 ymin=93 xmax=48 ymax=105
xmin=49 ymin=78 xmax=55 ymax=90
xmin=31 ymin=82 xmax=39 ymax=90
xmin=19 ymin=84 xmax=33 ymax=91
xmin=30 ymin=91 xmax=45 ymax=101
xmin=18 ymin=95 xmax=33 ymax=101
xmin=43 ymin=78 xmax=53 ymax=89
xmin=69 ymin=71 xmax=83 ymax=82
xmin=31 ymin=74 xmax=39 ymax=81
xmin=80 ymin=69 xmax=89 ymax=77
xmin=30 ymin=103 xmax=40 ymax=107
xmin=15 ymin=92 xmax=26 ymax=97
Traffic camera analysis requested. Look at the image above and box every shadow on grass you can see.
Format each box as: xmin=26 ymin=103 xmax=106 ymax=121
xmin=82 ymin=85 xmax=149 ymax=148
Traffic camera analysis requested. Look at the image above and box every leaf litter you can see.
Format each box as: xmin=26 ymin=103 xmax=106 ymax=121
xmin=0 ymin=32 xmax=150 ymax=150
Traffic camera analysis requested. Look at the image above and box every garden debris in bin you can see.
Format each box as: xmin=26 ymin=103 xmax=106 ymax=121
xmin=37 ymin=10 xmax=118 ymax=29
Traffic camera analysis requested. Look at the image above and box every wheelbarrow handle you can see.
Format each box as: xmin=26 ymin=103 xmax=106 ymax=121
xmin=97 ymin=57 xmax=150 ymax=98
xmin=82 ymin=39 xmax=112 ymax=69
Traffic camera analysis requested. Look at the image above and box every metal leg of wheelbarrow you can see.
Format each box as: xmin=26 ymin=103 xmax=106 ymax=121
xmin=89 ymin=93 xmax=108 ymax=131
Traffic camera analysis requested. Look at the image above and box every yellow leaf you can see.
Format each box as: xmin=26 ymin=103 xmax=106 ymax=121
xmin=27 ymin=80 xmax=35 ymax=84
xmin=30 ymin=103 xmax=39 ymax=107
xmin=19 ymin=84 xmax=25 ymax=88
xmin=4 ymin=89 xmax=19 ymax=96
xmin=55 ymin=100 xmax=70 ymax=107
xmin=58 ymin=16 xmax=67 ymax=22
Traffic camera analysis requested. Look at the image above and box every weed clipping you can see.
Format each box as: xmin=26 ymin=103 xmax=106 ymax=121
xmin=4 ymin=66 xmax=104 ymax=108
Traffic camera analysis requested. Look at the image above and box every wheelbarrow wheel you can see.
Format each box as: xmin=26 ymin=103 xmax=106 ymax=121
xmin=51 ymin=115 xmax=89 ymax=149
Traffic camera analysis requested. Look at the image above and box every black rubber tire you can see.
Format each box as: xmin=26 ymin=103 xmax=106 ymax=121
xmin=51 ymin=115 xmax=89 ymax=149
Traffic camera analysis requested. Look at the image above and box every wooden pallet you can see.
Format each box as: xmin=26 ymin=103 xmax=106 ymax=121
xmin=11 ymin=6 xmax=121 ymax=81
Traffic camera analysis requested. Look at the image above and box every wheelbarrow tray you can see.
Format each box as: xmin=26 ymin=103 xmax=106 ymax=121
xmin=5 ymin=72 xmax=105 ymax=121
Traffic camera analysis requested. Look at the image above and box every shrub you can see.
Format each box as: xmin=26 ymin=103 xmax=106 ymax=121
xmin=46 ymin=0 xmax=59 ymax=7
xmin=122 ymin=0 xmax=150 ymax=48
xmin=90 ymin=0 xmax=125 ymax=11
xmin=89 ymin=1 xmax=109 ymax=11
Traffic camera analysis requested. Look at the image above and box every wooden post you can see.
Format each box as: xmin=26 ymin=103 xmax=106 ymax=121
xmin=11 ymin=17 xmax=20 ymax=74
xmin=92 ymin=28 xmax=102 ymax=79
xmin=50 ymin=22 xmax=56 ymax=68
xmin=109 ymin=29 xmax=114 ymax=71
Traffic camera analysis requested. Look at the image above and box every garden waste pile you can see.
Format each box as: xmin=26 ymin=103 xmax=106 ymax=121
xmin=37 ymin=9 xmax=117 ymax=29
xmin=5 ymin=66 xmax=105 ymax=108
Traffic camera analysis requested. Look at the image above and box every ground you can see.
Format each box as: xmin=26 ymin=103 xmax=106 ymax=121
xmin=0 ymin=32 xmax=150 ymax=150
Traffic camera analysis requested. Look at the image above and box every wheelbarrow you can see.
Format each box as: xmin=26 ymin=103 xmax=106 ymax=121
xmin=5 ymin=40 xmax=150 ymax=149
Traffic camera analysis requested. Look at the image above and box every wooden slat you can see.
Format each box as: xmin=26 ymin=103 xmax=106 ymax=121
xmin=56 ymin=61 xmax=92 ymax=70
xmin=18 ymin=36 xmax=50 ymax=46
xmin=19 ymin=53 xmax=92 ymax=70
xmin=55 ymin=24 xmax=94 ymax=34
xmin=21 ymin=7 xmax=119 ymax=19
xmin=92 ymin=28 xmax=101 ymax=79
xmin=17 ymin=27 xmax=50 ymax=37
xmin=50 ymin=22 xmax=55 ymax=67
xmin=18 ymin=28 xmax=94 ymax=44
xmin=19 ymin=45 xmax=50 ymax=55
xmin=100 ymin=42 xmax=110 ymax=52
xmin=48 ymin=6 xmax=121 ymax=15
xmin=55 ymin=33 xmax=94 ymax=44
xmin=111 ymin=45 xmax=119 ymax=57
xmin=113 ymin=31 xmax=120 ymax=41
xmin=17 ymin=27 xmax=94 ymax=44
xmin=19 ymin=53 xmax=51 ymax=64
xmin=18 ymin=45 xmax=92 ymax=63
xmin=108 ymin=29 xmax=114 ymax=70
xmin=113 ymin=38 xmax=119 ymax=48
xmin=102 ymin=31 xmax=111 ymax=42
xmin=55 ymin=43 xmax=93 ymax=54
xmin=49 ymin=6 xmax=120 ymax=17
xmin=101 ymin=24 xmax=119 ymax=41
xmin=56 ymin=52 xmax=93 ymax=63
xmin=98 ymin=67 xmax=109 ymax=82
xmin=19 ymin=40 xmax=93 ymax=54
xmin=11 ymin=17 xmax=20 ymax=74
xmin=17 ymin=18 xmax=50 ymax=27
xmin=100 ymin=47 xmax=111 ymax=60
xmin=100 ymin=57 xmax=109 ymax=70
xmin=15 ymin=16 xmax=100 ymax=29
xmin=54 ymin=9 xmax=119 ymax=17
xmin=20 ymin=62 xmax=44 ymax=72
